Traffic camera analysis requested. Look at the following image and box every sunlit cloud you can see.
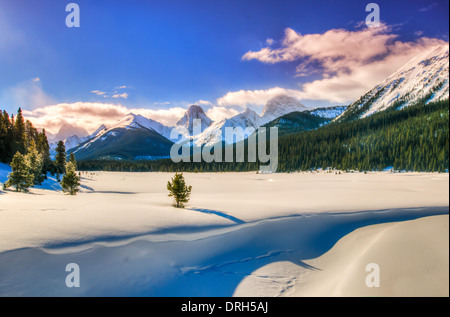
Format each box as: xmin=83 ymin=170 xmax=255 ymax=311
xmin=112 ymin=92 xmax=128 ymax=99
xmin=195 ymin=100 xmax=213 ymax=106
xmin=91 ymin=86 xmax=129 ymax=99
xmin=265 ymin=38 xmax=274 ymax=46
xmin=91 ymin=90 xmax=107 ymax=96
xmin=216 ymin=87 xmax=304 ymax=109
xmin=205 ymin=106 xmax=240 ymax=122
xmin=23 ymin=102 xmax=187 ymax=134
xmin=237 ymin=23 xmax=447 ymax=104
xmin=0 ymin=78 xmax=55 ymax=109
xmin=419 ymin=2 xmax=437 ymax=12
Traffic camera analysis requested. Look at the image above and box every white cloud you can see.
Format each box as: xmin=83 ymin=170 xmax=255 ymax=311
xmin=112 ymin=92 xmax=128 ymax=99
xmin=238 ymin=24 xmax=447 ymax=104
xmin=216 ymin=87 xmax=304 ymax=108
xmin=419 ymin=2 xmax=437 ymax=12
xmin=296 ymin=38 xmax=447 ymax=103
xmin=195 ymin=100 xmax=213 ymax=106
xmin=22 ymin=100 xmax=243 ymax=136
xmin=91 ymin=90 xmax=107 ymax=96
xmin=23 ymin=102 xmax=187 ymax=134
xmin=92 ymin=86 xmax=129 ymax=98
xmin=265 ymin=38 xmax=274 ymax=46
xmin=0 ymin=78 xmax=55 ymax=109
xmin=32 ymin=77 xmax=40 ymax=82
xmin=127 ymin=107 xmax=186 ymax=127
xmin=205 ymin=106 xmax=240 ymax=122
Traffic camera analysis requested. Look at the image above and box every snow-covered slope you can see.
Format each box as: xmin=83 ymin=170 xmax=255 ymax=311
xmin=260 ymin=95 xmax=306 ymax=124
xmin=0 ymin=162 xmax=11 ymax=185
xmin=305 ymin=105 xmax=348 ymax=119
xmin=64 ymin=135 xmax=86 ymax=151
xmin=90 ymin=124 xmax=107 ymax=139
xmin=108 ymin=113 xmax=173 ymax=140
xmin=194 ymin=108 xmax=261 ymax=146
xmin=337 ymin=44 xmax=449 ymax=121
xmin=0 ymin=162 xmax=61 ymax=191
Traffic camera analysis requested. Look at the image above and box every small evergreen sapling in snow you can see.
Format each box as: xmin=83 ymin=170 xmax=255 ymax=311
xmin=3 ymin=152 xmax=34 ymax=192
xmin=61 ymin=161 xmax=80 ymax=195
xmin=167 ymin=172 xmax=192 ymax=208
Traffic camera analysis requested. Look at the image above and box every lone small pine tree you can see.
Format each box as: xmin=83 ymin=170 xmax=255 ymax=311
xmin=61 ymin=162 xmax=80 ymax=195
xmin=167 ymin=172 xmax=192 ymax=208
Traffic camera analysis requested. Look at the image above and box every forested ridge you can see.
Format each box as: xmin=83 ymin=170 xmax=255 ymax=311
xmin=0 ymin=108 xmax=51 ymax=172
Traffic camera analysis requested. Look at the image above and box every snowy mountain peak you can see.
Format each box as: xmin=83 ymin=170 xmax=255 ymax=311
xmin=177 ymin=105 xmax=212 ymax=134
xmin=90 ymin=124 xmax=107 ymax=138
xmin=242 ymin=107 xmax=259 ymax=118
xmin=113 ymin=113 xmax=150 ymax=129
xmin=105 ymin=113 xmax=173 ymax=140
xmin=192 ymin=108 xmax=262 ymax=147
xmin=50 ymin=123 xmax=89 ymax=143
xmin=261 ymin=95 xmax=306 ymax=124
xmin=233 ymin=108 xmax=261 ymax=127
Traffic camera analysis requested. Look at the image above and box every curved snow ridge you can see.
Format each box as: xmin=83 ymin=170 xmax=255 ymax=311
xmin=37 ymin=206 xmax=448 ymax=256
xmin=37 ymin=214 xmax=305 ymax=255
xmin=234 ymin=214 xmax=449 ymax=297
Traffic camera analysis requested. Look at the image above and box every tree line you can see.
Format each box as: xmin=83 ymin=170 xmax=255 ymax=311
xmin=1 ymin=108 xmax=80 ymax=194
xmin=0 ymin=108 xmax=52 ymax=171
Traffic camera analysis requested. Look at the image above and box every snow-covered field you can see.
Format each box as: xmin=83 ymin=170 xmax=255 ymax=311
xmin=0 ymin=169 xmax=448 ymax=296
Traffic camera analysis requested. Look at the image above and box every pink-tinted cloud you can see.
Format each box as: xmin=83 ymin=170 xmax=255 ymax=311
xmin=205 ymin=106 xmax=240 ymax=122
xmin=217 ymin=87 xmax=303 ymax=109
xmin=240 ymin=24 xmax=447 ymax=104
xmin=111 ymin=92 xmax=128 ymax=99
xmin=23 ymin=102 xmax=187 ymax=134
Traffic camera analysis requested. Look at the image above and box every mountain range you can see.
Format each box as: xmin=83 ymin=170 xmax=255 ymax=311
xmin=66 ymin=95 xmax=330 ymax=160
xmin=61 ymin=43 xmax=448 ymax=161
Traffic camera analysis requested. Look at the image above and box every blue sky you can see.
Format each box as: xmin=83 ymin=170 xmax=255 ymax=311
xmin=0 ymin=0 xmax=448 ymax=132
